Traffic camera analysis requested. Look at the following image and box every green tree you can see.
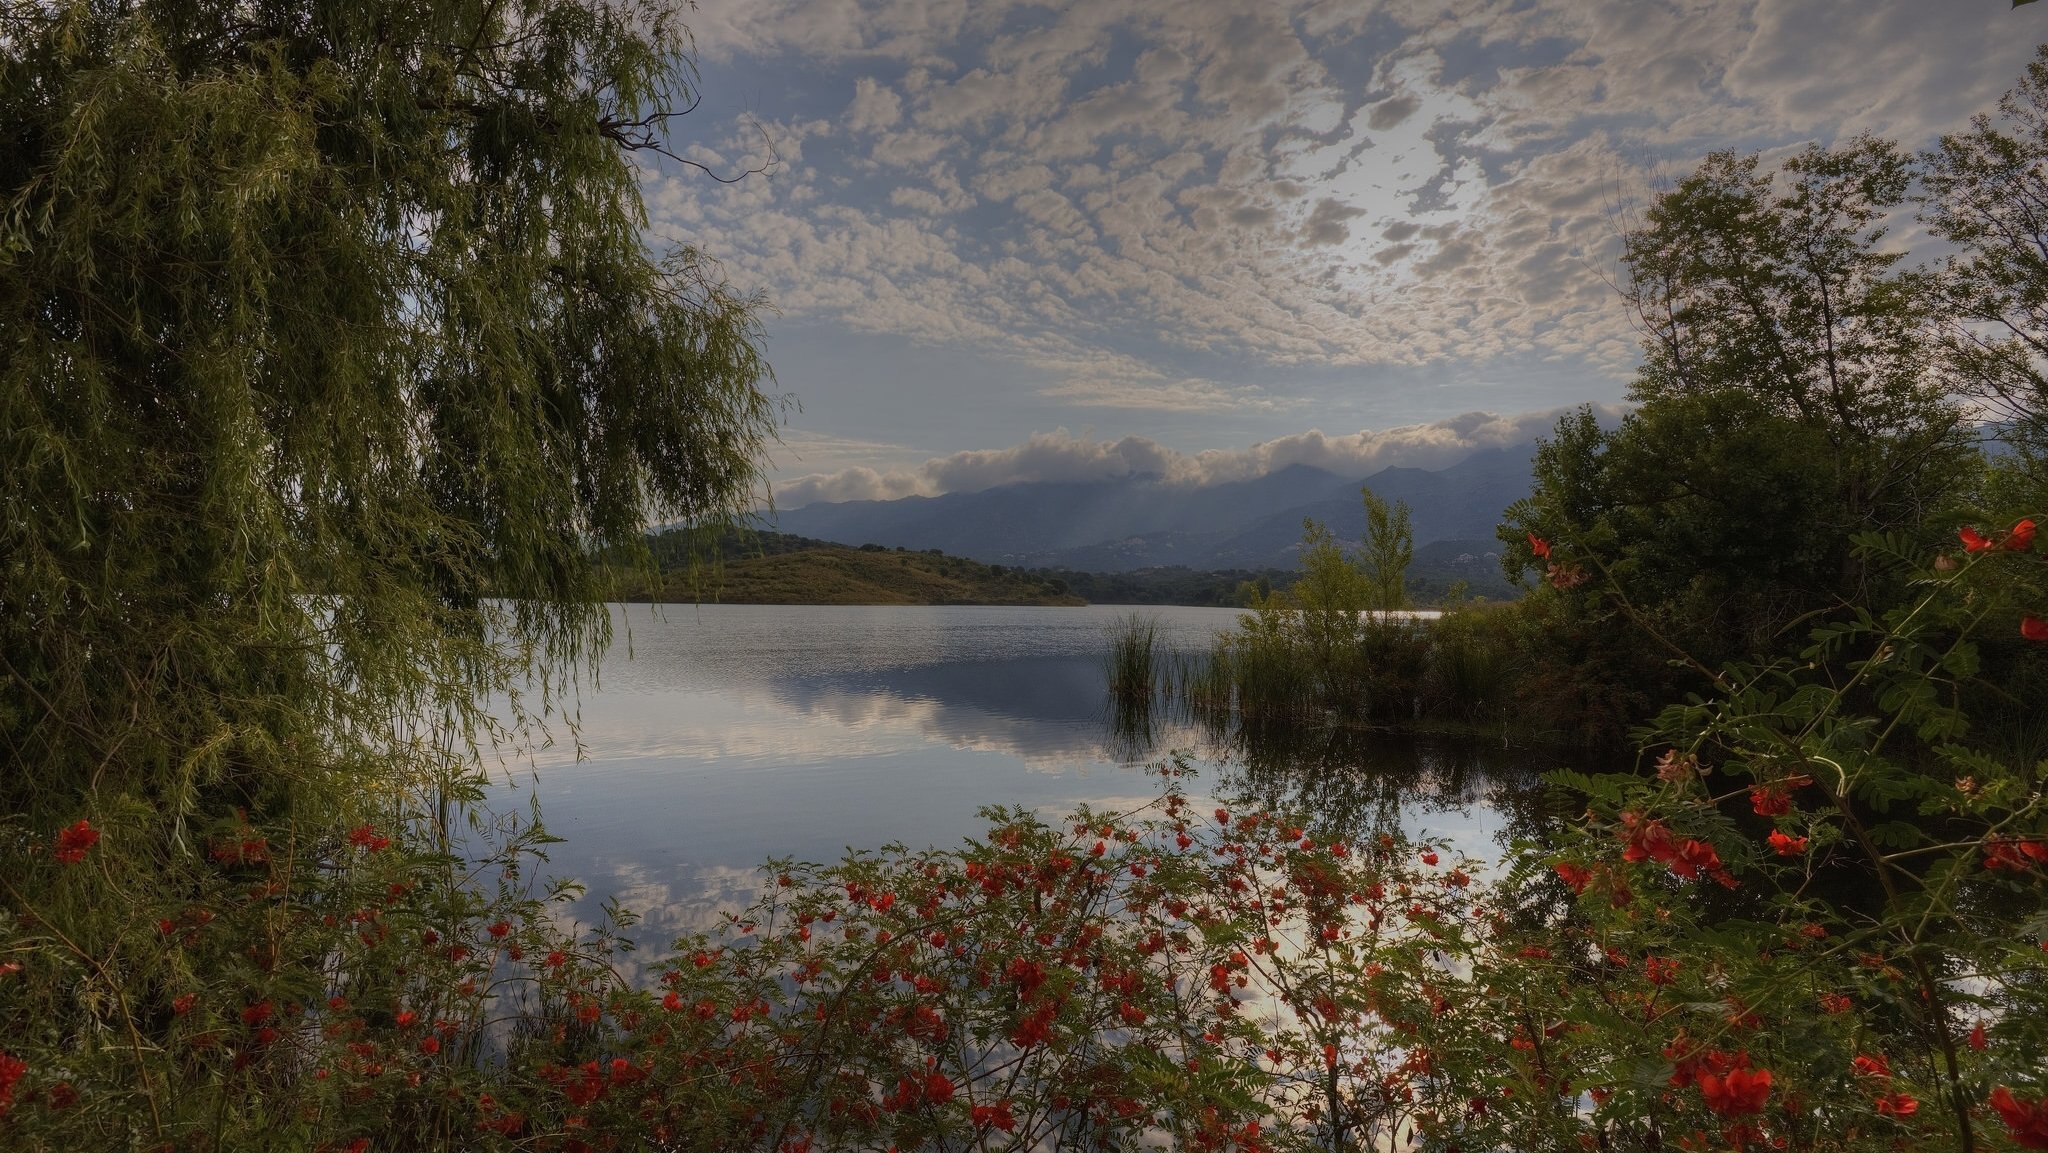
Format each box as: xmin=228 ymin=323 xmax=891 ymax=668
xmin=1359 ymin=485 xmax=1412 ymax=611
xmin=1506 ymin=139 xmax=1976 ymax=667
xmin=2 ymin=0 xmax=776 ymax=808
xmin=1621 ymin=137 xmax=1968 ymax=536
xmin=0 ymin=0 xmax=776 ymax=1139
xmin=1925 ymin=44 xmax=2048 ymax=477
xmin=1286 ymin=518 xmax=1371 ymax=688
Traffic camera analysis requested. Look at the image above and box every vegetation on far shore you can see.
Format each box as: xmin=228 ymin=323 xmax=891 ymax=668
xmin=622 ymin=530 xmax=1085 ymax=606
xmin=622 ymin=528 xmax=1510 ymax=609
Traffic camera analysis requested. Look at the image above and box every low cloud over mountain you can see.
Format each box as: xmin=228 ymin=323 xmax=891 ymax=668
xmin=773 ymin=406 xmax=1623 ymax=509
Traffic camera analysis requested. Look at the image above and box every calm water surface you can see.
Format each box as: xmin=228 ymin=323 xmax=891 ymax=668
xmin=488 ymin=604 xmax=1526 ymax=964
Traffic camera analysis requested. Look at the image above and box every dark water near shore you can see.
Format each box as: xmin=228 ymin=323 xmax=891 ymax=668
xmin=486 ymin=604 xmax=1538 ymax=971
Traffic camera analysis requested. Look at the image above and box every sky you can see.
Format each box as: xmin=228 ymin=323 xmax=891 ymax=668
xmin=638 ymin=0 xmax=2048 ymax=509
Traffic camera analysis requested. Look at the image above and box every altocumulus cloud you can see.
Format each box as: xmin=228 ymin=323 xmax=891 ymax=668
xmin=660 ymin=0 xmax=2038 ymax=428
xmin=772 ymin=406 xmax=1624 ymax=508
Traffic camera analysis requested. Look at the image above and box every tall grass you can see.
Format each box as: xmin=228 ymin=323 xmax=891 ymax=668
xmin=1119 ymin=601 xmax=1538 ymax=744
xmin=1104 ymin=612 xmax=1162 ymax=707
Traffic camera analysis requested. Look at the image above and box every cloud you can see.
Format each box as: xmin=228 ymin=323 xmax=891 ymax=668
xmin=1367 ymin=93 xmax=1422 ymax=131
xmin=1299 ymin=197 xmax=1367 ymax=247
xmin=845 ymin=77 xmax=904 ymax=134
xmin=772 ymin=405 xmax=1626 ymax=507
xmin=657 ymin=1 xmax=2043 ymax=439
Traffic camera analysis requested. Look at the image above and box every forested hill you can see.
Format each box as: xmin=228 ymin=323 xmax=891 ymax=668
xmin=616 ymin=530 xmax=1086 ymax=605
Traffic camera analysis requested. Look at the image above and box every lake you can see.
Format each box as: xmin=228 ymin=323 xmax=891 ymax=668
xmin=487 ymin=604 xmax=1534 ymax=970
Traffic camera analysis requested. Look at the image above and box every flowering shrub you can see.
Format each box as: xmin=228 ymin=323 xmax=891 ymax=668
xmin=2 ymin=540 xmax=2043 ymax=1151
xmin=1477 ymin=523 xmax=2048 ymax=1152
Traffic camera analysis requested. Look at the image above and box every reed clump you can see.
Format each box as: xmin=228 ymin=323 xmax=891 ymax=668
xmin=1103 ymin=613 xmax=1163 ymax=708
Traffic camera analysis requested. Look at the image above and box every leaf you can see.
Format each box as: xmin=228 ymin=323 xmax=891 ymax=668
xmin=1865 ymin=821 xmax=1927 ymax=850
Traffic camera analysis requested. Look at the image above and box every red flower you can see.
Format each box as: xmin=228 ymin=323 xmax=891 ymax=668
xmin=1990 ymin=1086 xmax=2048 ymax=1149
xmin=1553 ymin=862 xmax=1593 ymax=894
xmin=564 ymin=1061 xmax=606 ymax=1106
xmin=1749 ymin=786 xmax=1792 ymax=817
xmin=1766 ymin=830 xmax=1808 ymax=857
xmin=0 ymin=1051 xmax=26 ymax=1117
xmin=607 ymin=1058 xmax=645 ymax=1086
xmin=2023 ymin=616 xmax=2048 ymax=642
xmin=1420 ymin=850 xmax=1439 ymax=866
xmin=1698 ymin=1065 xmax=1772 ymax=1116
xmin=487 ymin=920 xmax=511 ymax=939
xmin=1985 ymin=835 xmax=2041 ymax=872
xmin=53 ymin=819 xmax=99 ymax=864
xmin=1852 ymin=1054 xmax=1891 ymax=1079
xmin=1672 ymin=838 xmax=1730 ymax=886
xmin=1970 ymin=1021 xmax=1988 ymax=1051
xmin=1619 ymin=812 xmax=1674 ymax=864
xmin=1010 ymin=1004 xmax=1057 ymax=1048
xmin=172 ymin=993 xmax=196 ymax=1016
xmin=1819 ymin=992 xmax=1852 ymax=1014
xmin=240 ymin=1001 xmax=273 ymax=1027
xmin=1620 ymin=814 xmax=1733 ymax=885
xmin=923 ymin=1072 xmax=955 ymax=1105
xmin=971 ymin=1100 xmax=1017 ymax=1132
xmin=1961 ymin=525 xmax=1995 ymax=553
xmin=347 ymin=825 xmax=391 ymax=852
xmin=2007 ymin=518 xmax=2037 ymax=551
xmin=1527 ymin=532 xmax=1552 ymax=559
xmin=1875 ymin=1092 xmax=1917 ymax=1117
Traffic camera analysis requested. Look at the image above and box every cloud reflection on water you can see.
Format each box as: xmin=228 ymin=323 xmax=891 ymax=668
xmin=488 ymin=605 xmax=1533 ymax=963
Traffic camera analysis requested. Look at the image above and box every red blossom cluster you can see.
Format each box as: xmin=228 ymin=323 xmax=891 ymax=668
xmin=1765 ymin=830 xmax=1808 ymax=857
xmin=1524 ymin=533 xmax=1590 ymax=588
xmin=1959 ymin=518 xmax=2036 ymax=554
xmin=1667 ymin=1043 xmax=1772 ymax=1116
xmin=879 ymin=1071 xmax=954 ymax=1113
xmin=0 ymin=1052 xmax=24 ymax=1119
xmin=52 ymin=819 xmax=98 ymax=864
xmin=1955 ymin=519 xmax=2048 ymax=639
xmin=1748 ymin=785 xmax=1791 ymax=816
xmin=1849 ymin=1054 xmax=1917 ymax=1117
xmin=1618 ymin=813 xmax=1735 ymax=888
xmin=969 ymin=1100 xmax=1017 ymax=1132
xmin=1984 ymin=835 xmax=2048 ymax=873
xmin=1553 ymin=862 xmax=1593 ymax=894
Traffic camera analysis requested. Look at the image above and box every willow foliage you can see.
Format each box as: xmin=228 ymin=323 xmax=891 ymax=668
xmin=0 ymin=0 xmax=777 ymax=821
xmin=0 ymin=5 xmax=776 ymax=1136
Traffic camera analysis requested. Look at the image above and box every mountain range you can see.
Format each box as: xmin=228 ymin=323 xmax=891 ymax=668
xmin=767 ymin=445 xmax=1537 ymax=577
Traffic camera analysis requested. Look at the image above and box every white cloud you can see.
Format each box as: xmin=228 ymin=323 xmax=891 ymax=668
xmin=659 ymin=2 xmax=2044 ymax=439
xmin=771 ymin=405 xmax=1626 ymax=507
xmin=846 ymin=77 xmax=903 ymax=133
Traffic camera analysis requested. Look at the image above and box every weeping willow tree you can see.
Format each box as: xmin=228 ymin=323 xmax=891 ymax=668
xmin=1 ymin=0 xmax=776 ymax=815
xmin=0 ymin=0 xmax=775 ymax=1138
